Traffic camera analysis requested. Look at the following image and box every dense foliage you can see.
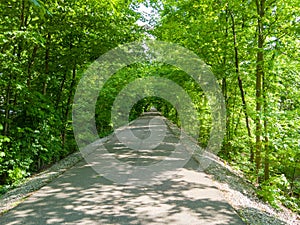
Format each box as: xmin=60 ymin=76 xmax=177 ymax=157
xmin=0 ymin=0 xmax=299 ymax=214
xmin=150 ymin=0 xmax=300 ymax=212
xmin=0 ymin=0 xmax=139 ymax=187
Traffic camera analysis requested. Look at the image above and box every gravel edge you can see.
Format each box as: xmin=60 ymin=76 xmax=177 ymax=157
xmin=201 ymin=154 xmax=300 ymax=225
xmin=0 ymin=151 xmax=83 ymax=214
xmin=165 ymin=119 xmax=299 ymax=225
xmin=1 ymin=116 xmax=299 ymax=224
xmin=0 ymin=115 xmax=146 ymax=215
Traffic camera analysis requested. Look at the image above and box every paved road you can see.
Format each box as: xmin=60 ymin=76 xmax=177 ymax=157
xmin=0 ymin=113 xmax=245 ymax=224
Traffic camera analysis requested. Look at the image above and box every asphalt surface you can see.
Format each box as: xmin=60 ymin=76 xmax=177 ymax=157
xmin=0 ymin=112 xmax=245 ymax=224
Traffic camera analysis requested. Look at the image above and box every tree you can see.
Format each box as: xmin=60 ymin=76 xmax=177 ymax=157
xmin=149 ymin=0 xmax=300 ymax=211
xmin=0 ymin=0 xmax=140 ymax=184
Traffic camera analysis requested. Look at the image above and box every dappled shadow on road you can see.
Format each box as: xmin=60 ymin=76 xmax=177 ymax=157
xmin=0 ymin=159 xmax=245 ymax=225
xmin=0 ymin=113 xmax=245 ymax=224
xmin=104 ymin=115 xmax=179 ymax=166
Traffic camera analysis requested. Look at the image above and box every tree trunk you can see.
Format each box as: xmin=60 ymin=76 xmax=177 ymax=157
xmin=263 ymin=108 xmax=269 ymax=180
xmin=43 ymin=33 xmax=51 ymax=95
xmin=3 ymin=82 xmax=11 ymax=136
xmin=255 ymin=0 xmax=265 ymax=178
xmin=55 ymin=69 xmax=68 ymax=110
xmin=222 ymin=7 xmax=230 ymax=146
xmin=62 ymin=64 xmax=77 ymax=147
xmin=4 ymin=0 xmax=27 ymax=135
xmin=17 ymin=0 xmax=25 ymax=58
xmin=27 ymin=45 xmax=38 ymax=88
xmin=230 ymin=11 xmax=253 ymax=162
xmin=263 ymin=67 xmax=269 ymax=181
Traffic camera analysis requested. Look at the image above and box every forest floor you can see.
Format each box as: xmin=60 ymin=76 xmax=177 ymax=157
xmin=0 ymin=113 xmax=299 ymax=224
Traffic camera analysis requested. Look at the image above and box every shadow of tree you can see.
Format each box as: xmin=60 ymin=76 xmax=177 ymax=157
xmin=165 ymin=116 xmax=293 ymax=224
xmin=0 ymin=159 xmax=247 ymax=224
xmin=0 ymin=114 xmax=246 ymax=224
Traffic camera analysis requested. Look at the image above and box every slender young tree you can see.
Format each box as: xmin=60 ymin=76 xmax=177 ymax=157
xmin=255 ymin=0 xmax=265 ymax=177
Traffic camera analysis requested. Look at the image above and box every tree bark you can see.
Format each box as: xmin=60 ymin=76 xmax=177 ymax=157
xmin=62 ymin=63 xmax=77 ymax=147
xmin=55 ymin=69 xmax=68 ymax=110
xmin=3 ymin=82 xmax=11 ymax=136
xmin=263 ymin=73 xmax=269 ymax=181
xmin=230 ymin=11 xmax=253 ymax=162
xmin=255 ymin=0 xmax=265 ymax=178
xmin=43 ymin=33 xmax=51 ymax=95
xmin=27 ymin=45 xmax=38 ymax=88
xmin=222 ymin=7 xmax=230 ymax=145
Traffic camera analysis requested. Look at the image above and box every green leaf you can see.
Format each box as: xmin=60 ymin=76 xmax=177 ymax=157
xmin=28 ymin=0 xmax=52 ymax=16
